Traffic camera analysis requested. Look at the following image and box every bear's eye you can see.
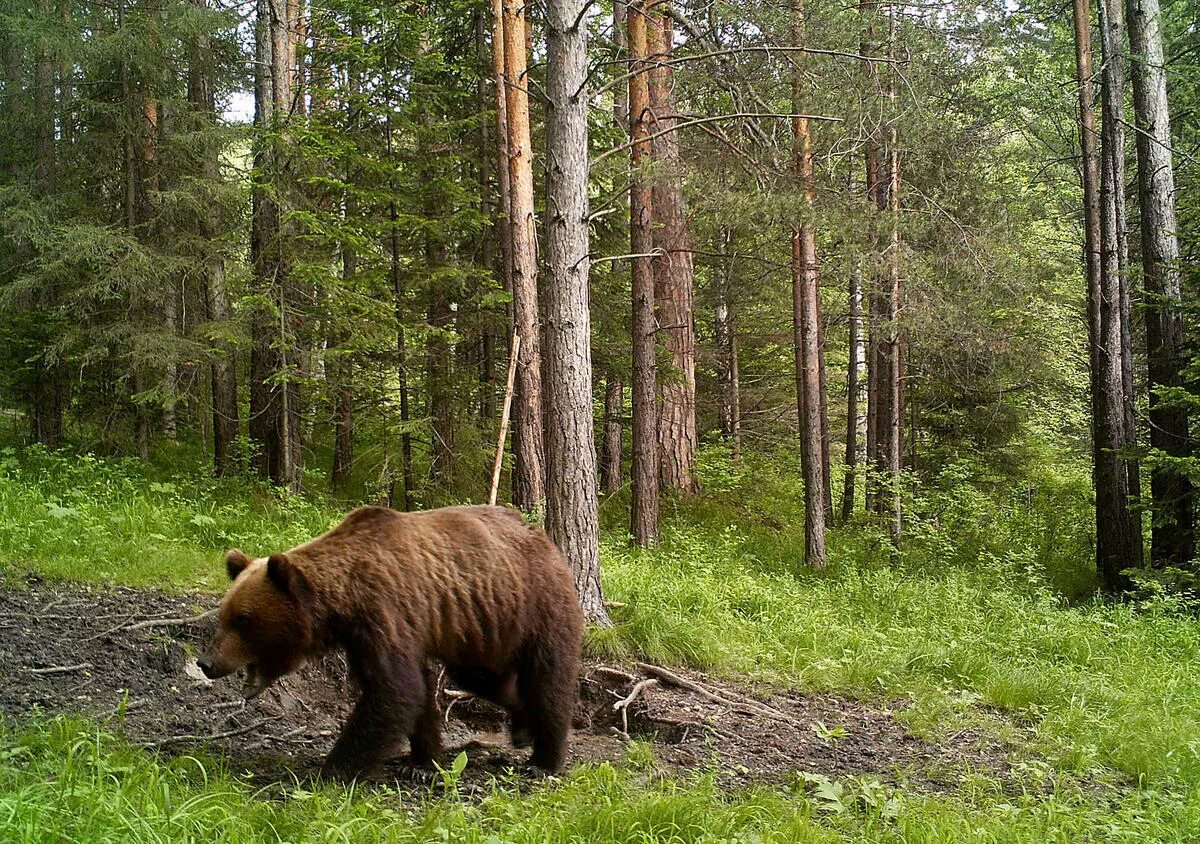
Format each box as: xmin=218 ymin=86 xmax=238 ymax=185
xmin=234 ymin=611 xmax=253 ymax=630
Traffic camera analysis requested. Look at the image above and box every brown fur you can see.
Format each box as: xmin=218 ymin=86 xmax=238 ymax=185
xmin=198 ymin=505 xmax=584 ymax=779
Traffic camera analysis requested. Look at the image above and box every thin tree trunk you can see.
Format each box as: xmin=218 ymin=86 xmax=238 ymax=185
xmin=842 ymin=257 xmax=865 ymax=521
xmin=30 ymin=2 xmax=63 ymax=448
xmin=648 ymin=9 xmax=698 ymax=495
xmin=1074 ymin=0 xmax=1137 ymax=590
xmin=885 ymin=2 xmax=903 ymax=546
xmin=629 ymin=0 xmax=659 ymax=546
xmin=502 ymin=0 xmax=546 ymax=513
xmin=791 ymin=0 xmax=827 ymax=568
xmin=715 ymin=227 xmax=739 ymax=459
xmin=385 ymin=106 xmax=414 ymax=512
xmin=1127 ymin=0 xmax=1193 ymax=570
xmin=545 ymin=0 xmax=609 ymax=625
xmin=601 ymin=375 xmax=624 ymax=494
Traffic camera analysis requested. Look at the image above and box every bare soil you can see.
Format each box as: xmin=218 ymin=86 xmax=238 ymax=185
xmin=0 ymin=575 xmax=1012 ymax=792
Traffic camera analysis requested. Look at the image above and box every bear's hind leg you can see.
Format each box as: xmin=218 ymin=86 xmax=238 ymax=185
xmin=517 ymin=633 xmax=578 ymax=773
xmin=408 ymin=662 xmax=444 ymax=765
xmin=447 ymin=665 xmax=530 ymax=748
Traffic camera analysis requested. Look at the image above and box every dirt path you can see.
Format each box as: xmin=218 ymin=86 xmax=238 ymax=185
xmin=0 ymin=575 xmax=1010 ymax=791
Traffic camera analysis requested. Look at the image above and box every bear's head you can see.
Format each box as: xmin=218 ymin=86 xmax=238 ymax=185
xmin=197 ymin=549 xmax=315 ymax=699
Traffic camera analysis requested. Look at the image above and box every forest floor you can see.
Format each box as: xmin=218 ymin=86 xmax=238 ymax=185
xmin=0 ymin=573 xmax=1011 ymax=796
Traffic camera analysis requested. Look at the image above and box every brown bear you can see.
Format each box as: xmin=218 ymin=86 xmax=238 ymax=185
xmin=196 ymin=504 xmax=584 ymax=779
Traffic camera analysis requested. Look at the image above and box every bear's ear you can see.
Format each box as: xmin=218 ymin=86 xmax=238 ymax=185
xmin=266 ymin=553 xmax=311 ymax=601
xmin=225 ymin=549 xmax=252 ymax=581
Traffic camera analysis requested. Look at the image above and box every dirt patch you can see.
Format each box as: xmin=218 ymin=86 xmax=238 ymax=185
xmin=0 ymin=576 xmax=1010 ymax=791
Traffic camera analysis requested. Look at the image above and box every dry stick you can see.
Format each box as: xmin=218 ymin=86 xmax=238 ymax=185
xmin=634 ymin=662 xmax=799 ymax=724
xmin=143 ymin=717 xmax=274 ymax=749
xmin=28 ymin=662 xmax=92 ymax=675
xmin=613 ymin=677 xmax=659 ymax=738
xmin=122 ymin=607 xmax=218 ymax=634
xmin=489 ymin=333 xmax=522 ymax=506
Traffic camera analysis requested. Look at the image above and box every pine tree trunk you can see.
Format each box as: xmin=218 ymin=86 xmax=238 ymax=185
xmin=601 ymin=376 xmax=624 ymax=494
xmin=249 ymin=0 xmax=299 ymax=490
xmin=384 ymin=105 xmax=414 ymax=512
xmin=715 ymin=229 xmax=739 ymax=458
xmin=648 ymin=11 xmax=698 ymax=495
xmin=189 ymin=3 xmax=240 ymax=474
xmin=30 ymin=7 xmax=63 ymax=448
xmin=544 ymin=0 xmax=609 ymax=625
xmin=1074 ymin=0 xmax=1136 ymax=590
xmin=1126 ymin=0 xmax=1193 ymax=570
xmin=885 ymin=3 xmax=903 ymax=546
xmin=791 ymin=0 xmax=827 ymax=569
xmin=1098 ymin=0 xmax=1143 ymax=566
xmin=629 ymin=0 xmax=659 ymax=546
xmin=502 ymin=0 xmax=546 ymax=513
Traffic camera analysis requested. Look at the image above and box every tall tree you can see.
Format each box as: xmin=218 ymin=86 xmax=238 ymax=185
xmin=187 ymin=0 xmax=239 ymax=476
xmin=1074 ymin=0 xmax=1139 ymax=590
xmin=884 ymin=1 xmax=903 ymax=545
xmin=502 ymin=0 xmax=546 ymax=513
xmin=629 ymin=0 xmax=659 ymax=545
xmin=1098 ymin=0 xmax=1143 ymax=565
xmin=715 ymin=227 xmax=741 ymax=462
xmin=601 ymin=377 xmax=624 ymax=493
xmin=842 ymin=255 xmax=865 ymax=521
xmin=249 ymin=0 xmax=301 ymax=490
xmin=1126 ymin=0 xmax=1193 ymax=569
xmin=791 ymin=0 xmax=827 ymax=568
xmin=647 ymin=8 xmax=698 ymax=495
xmin=544 ymin=0 xmax=609 ymax=625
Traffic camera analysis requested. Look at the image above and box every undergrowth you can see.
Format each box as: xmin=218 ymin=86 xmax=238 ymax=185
xmin=1 ymin=718 xmax=1197 ymax=843
xmin=2 ymin=444 xmax=1200 ymax=841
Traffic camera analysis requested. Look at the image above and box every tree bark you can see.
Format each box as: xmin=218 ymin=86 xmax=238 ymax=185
xmin=715 ymin=227 xmax=741 ymax=462
xmin=885 ymin=2 xmax=903 ymax=546
xmin=1126 ymin=0 xmax=1193 ymax=569
xmin=1098 ymin=0 xmax=1143 ymax=566
xmin=842 ymin=257 xmax=865 ymax=521
xmin=601 ymin=375 xmax=624 ymax=494
xmin=544 ymin=0 xmax=610 ymax=625
xmin=187 ymin=1 xmax=239 ymax=475
xmin=791 ymin=0 xmax=827 ymax=568
xmin=502 ymin=0 xmax=546 ymax=513
xmin=629 ymin=0 xmax=659 ymax=546
xmin=250 ymin=0 xmax=300 ymax=490
xmin=648 ymin=9 xmax=698 ymax=495
xmin=1074 ymin=0 xmax=1137 ymax=590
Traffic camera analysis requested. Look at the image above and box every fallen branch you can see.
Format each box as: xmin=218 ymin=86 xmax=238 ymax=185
xmin=100 ymin=697 xmax=149 ymax=719
xmin=634 ymin=662 xmax=799 ymax=725
xmin=613 ymin=677 xmax=659 ymax=737
xmin=595 ymin=666 xmax=637 ymax=684
xmin=28 ymin=662 xmax=92 ymax=676
xmin=122 ymin=607 xmax=218 ymax=633
xmin=143 ymin=717 xmax=274 ymax=749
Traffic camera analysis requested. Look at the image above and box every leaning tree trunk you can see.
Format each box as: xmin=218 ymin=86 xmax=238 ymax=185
xmin=629 ymin=0 xmax=659 ymax=546
xmin=791 ymin=0 xmax=827 ymax=569
xmin=544 ymin=0 xmax=610 ymax=625
xmin=1126 ymin=0 xmax=1193 ymax=570
xmin=648 ymin=10 xmax=698 ymax=495
xmin=503 ymin=0 xmax=546 ymax=513
xmin=1074 ymin=0 xmax=1138 ymax=590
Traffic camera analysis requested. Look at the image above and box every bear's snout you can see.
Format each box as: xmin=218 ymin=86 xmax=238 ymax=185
xmin=196 ymin=656 xmax=217 ymax=678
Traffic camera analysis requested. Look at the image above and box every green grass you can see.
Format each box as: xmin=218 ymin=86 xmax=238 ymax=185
xmin=2 ymin=718 xmax=1198 ymax=843
xmin=3 ymin=444 xmax=1200 ymax=840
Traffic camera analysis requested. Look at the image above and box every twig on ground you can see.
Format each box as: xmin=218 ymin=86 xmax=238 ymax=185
xmin=28 ymin=662 xmax=92 ymax=675
xmin=143 ymin=717 xmax=274 ymax=749
xmin=122 ymin=607 xmax=218 ymax=633
xmin=99 ymin=697 xmax=149 ymax=719
xmin=613 ymin=677 xmax=659 ymax=737
xmin=634 ymin=662 xmax=800 ymax=725
xmin=595 ymin=666 xmax=637 ymax=684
